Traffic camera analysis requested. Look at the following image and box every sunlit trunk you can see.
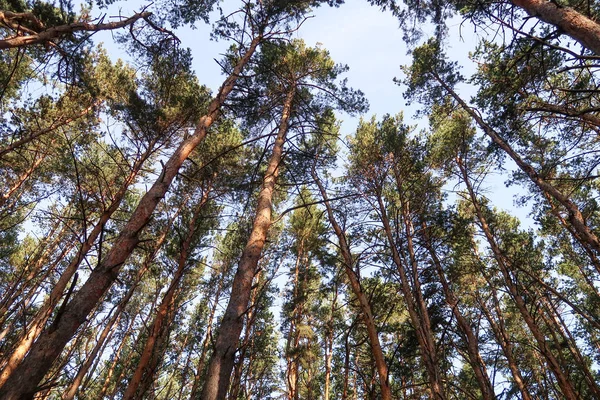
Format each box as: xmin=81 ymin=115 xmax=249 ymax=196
xmin=0 ymin=151 xmax=148 ymax=388
xmin=510 ymin=0 xmax=600 ymax=55
xmin=123 ymin=188 xmax=211 ymax=400
xmin=200 ymin=86 xmax=294 ymax=400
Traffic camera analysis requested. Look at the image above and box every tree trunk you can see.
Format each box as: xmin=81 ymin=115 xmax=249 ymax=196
xmin=61 ymin=243 xmax=155 ymax=400
xmin=323 ymin=283 xmax=337 ymax=400
xmin=62 ymin=307 xmax=122 ymax=400
xmin=312 ymin=170 xmax=393 ymax=400
xmin=0 ymin=149 xmax=148 ymax=388
xmin=189 ymin=273 xmax=224 ymax=400
xmin=540 ymin=295 xmax=600 ymax=397
xmin=285 ymin=246 xmax=302 ymax=400
xmin=200 ymin=86 xmax=294 ymax=400
xmin=477 ymin=289 xmax=533 ymax=400
xmin=0 ymin=219 xmax=66 ymax=322
xmin=374 ymin=190 xmax=444 ymax=400
xmin=342 ymin=321 xmax=354 ymax=400
xmin=510 ymin=0 xmax=600 ymax=55
xmin=0 ymin=35 xmax=261 ymax=400
xmin=97 ymin=311 xmax=138 ymax=400
xmin=421 ymin=223 xmax=495 ymax=400
xmin=229 ymin=269 xmax=263 ymax=400
xmin=0 ymin=147 xmax=47 ymax=208
xmin=541 ymin=191 xmax=600 ymax=295
xmin=435 ymin=73 xmax=600 ymax=261
xmin=458 ymin=157 xmax=579 ymax=400
xmin=0 ymin=101 xmax=97 ymax=157
xmin=0 ymin=232 xmax=74 ymax=346
xmin=123 ymin=188 xmax=211 ymax=400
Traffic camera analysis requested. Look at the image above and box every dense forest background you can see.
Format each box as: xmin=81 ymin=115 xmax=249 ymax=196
xmin=0 ymin=0 xmax=599 ymax=399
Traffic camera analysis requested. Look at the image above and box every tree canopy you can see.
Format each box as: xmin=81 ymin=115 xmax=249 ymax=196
xmin=0 ymin=0 xmax=599 ymax=399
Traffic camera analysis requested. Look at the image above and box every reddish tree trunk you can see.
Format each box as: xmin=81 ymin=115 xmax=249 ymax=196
xmin=189 ymin=272 xmax=224 ymax=400
xmin=435 ymin=73 xmax=600 ymax=261
xmin=97 ymin=310 xmax=138 ymax=400
xmin=421 ymin=223 xmax=495 ymax=400
xmin=510 ymin=0 xmax=600 ymax=55
xmin=313 ymin=171 xmax=393 ymax=400
xmin=200 ymin=87 xmax=294 ymax=400
xmin=0 ymin=11 xmax=151 ymax=49
xmin=458 ymin=158 xmax=579 ymax=400
xmin=477 ymin=285 xmax=533 ymax=400
xmin=374 ymin=190 xmax=445 ymax=400
xmin=62 ymin=308 xmax=122 ymax=400
xmin=323 ymin=284 xmax=337 ymax=400
xmin=0 ymin=151 xmax=148 ymax=388
xmin=123 ymin=188 xmax=211 ymax=400
xmin=228 ymin=269 xmax=263 ymax=400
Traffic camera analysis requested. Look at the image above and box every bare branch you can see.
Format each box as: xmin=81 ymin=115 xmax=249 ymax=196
xmin=0 ymin=11 xmax=151 ymax=50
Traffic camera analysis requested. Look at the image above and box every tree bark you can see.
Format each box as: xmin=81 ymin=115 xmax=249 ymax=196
xmin=285 ymin=245 xmax=302 ymax=400
xmin=0 ymin=149 xmax=148 ymax=388
xmin=374 ymin=191 xmax=445 ymax=400
xmin=0 ymin=11 xmax=151 ymax=49
xmin=189 ymin=276 xmax=223 ymax=400
xmin=200 ymin=86 xmax=294 ymax=400
xmin=434 ymin=72 xmax=600 ymax=261
xmin=323 ymin=283 xmax=337 ymax=400
xmin=540 ymin=294 xmax=600 ymax=397
xmin=228 ymin=269 xmax=263 ymax=400
xmin=421 ymin=223 xmax=495 ymax=400
xmin=61 ymin=306 xmax=122 ymax=400
xmin=0 ymin=147 xmax=47 ymax=208
xmin=0 ymin=221 xmax=70 ymax=334
xmin=97 ymin=310 xmax=138 ymax=400
xmin=510 ymin=0 xmax=600 ymax=55
xmin=458 ymin=157 xmax=580 ymax=400
xmin=61 ymin=239 xmax=156 ymax=400
xmin=477 ymin=288 xmax=533 ymax=400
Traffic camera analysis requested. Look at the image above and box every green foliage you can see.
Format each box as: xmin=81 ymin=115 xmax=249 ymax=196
xmin=2 ymin=1 xmax=600 ymax=399
xmin=401 ymin=38 xmax=463 ymax=112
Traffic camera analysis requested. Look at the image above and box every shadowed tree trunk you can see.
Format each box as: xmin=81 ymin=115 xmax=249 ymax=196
xmin=457 ymin=156 xmax=580 ymax=400
xmin=421 ymin=222 xmax=495 ymax=400
xmin=61 ymin=233 xmax=158 ymax=400
xmin=374 ymin=190 xmax=445 ymax=400
xmin=189 ymin=275 xmax=224 ymax=400
xmin=0 ymin=147 xmax=151 ymax=388
xmin=434 ymin=73 xmax=600 ymax=262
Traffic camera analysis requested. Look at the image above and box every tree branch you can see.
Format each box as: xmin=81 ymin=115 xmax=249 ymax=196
xmin=0 ymin=11 xmax=151 ymax=50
